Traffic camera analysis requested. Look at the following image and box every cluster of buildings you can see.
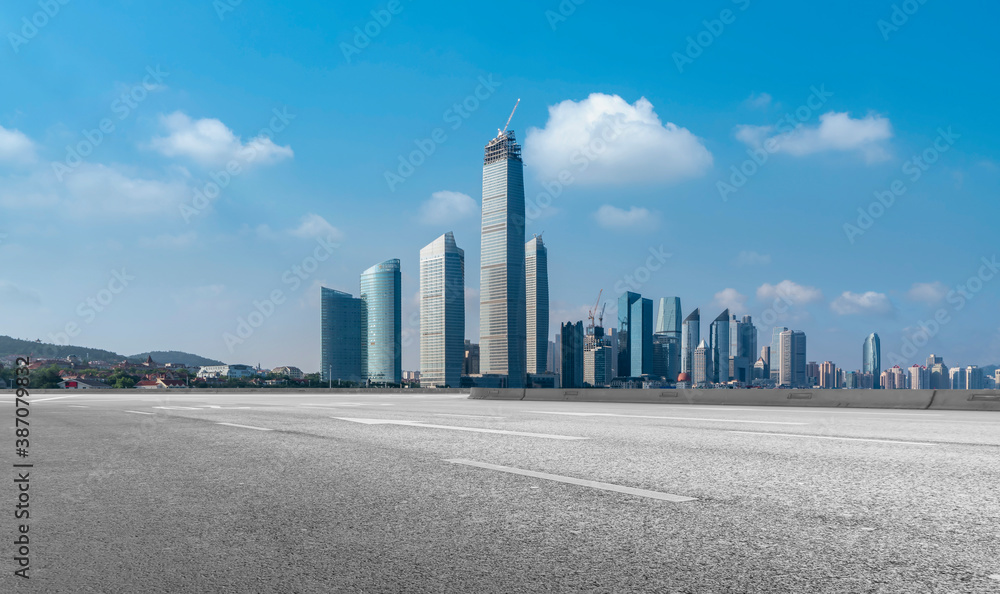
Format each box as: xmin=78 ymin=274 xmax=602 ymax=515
xmin=315 ymin=125 xmax=998 ymax=390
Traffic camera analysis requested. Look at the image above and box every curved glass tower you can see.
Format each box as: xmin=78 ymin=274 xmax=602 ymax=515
xmin=420 ymin=233 xmax=465 ymax=388
xmin=709 ymin=309 xmax=730 ymax=384
xmin=654 ymin=297 xmax=682 ymax=339
xmin=361 ymin=259 xmax=402 ymax=385
xmin=863 ymin=332 xmax=881 ymax=389
xmin=480 ymin=130 xmax=526 ymax=388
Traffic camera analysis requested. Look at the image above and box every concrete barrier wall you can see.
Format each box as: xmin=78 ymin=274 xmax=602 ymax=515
xmin=5 ymin=388 xmax=470 ymax=396
xmin=927 ymin=391 xmax=1000 ymax=411
xmin=471 ymin=388 xmax=1000 ymax=411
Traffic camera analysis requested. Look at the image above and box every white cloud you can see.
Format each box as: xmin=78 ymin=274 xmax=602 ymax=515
xmin=63 ymin=163 xmax=190 ymax=215
xmin=0 ymin=125 xmax=36 ymax=164
xmin=831 ymin=291 xmax=894 ymax=316
xmin=150 ymin=112 xmax=293 ymax=166
xmin=736 ymin=111 xmax=893 ymax=163
xmin=757 ymin=280 xmax=823 ymax=305
xmin=523 ymin=93 xmax=713 ymax=185
xmin=744 ymin=92 xmax=772 ymax=110
xmin=906 ymin=281 xmax=948 ymax=304
xmin=139 ymin=231 xmax=197 ymax=249
xmin=592 ymin=205 xmax=659 ymax=232
xmin=713 ymin=288 xmax=747 ymax=313
xmin=290 ymin=213 xmax=343 ymax=241
xmin=734 ymin=250 xmax=771 ymax=266
xmin=0 ymin=281 xmax=41 ymax=305
xmin=419 ymin=191 xmax=478 ymax=225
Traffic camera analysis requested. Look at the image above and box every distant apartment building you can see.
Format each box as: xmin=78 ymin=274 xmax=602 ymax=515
xmin=909 ymin=365 xmax=930 ymax=389
xmin=819 ymin=361 xmax=838 ymax=389
xmin=272 ymin=366 xmax=304 ymax=380
xmin=881 ymin=365 xmax=907 ymax=389
xmin=693 ymin=339 xmax=712 ymax=387
xmin=778 ymin=330 xmax=807 ymax=388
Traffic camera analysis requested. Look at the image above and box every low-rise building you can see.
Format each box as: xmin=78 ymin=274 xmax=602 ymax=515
xmin=272 ymin=366 xmax=304 ymax=380
xmin=197 ymin=364 xmax=256 ymax=379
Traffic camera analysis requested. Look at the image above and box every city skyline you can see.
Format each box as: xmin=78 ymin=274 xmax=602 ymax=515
xmin=1 ymin=3 xmax=998 ymax=374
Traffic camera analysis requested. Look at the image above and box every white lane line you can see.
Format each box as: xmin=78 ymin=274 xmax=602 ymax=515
xmin=153 ymin=406 xmax=203 ymax=410
xmin=654 ymin=406 xmax=942 ymax=416
xmin=729 ymin=430 xmax=936 ymax=446
xmin=32 ymin=395 xmax=80 ymax=402
xmin=301 ymin=403 xmax=395 ymax=407
xmin=445 ymin=459 xmax=696 ymax=503
xmin=216 ymin=422 xmax=273 ymax=431
xmin=124 ymin=410 xmax=155 ymax=415
xmin=532 ymin=411 xmax=806 ymax=426
xmin=333 ymin=418 xmax=585 ymax=440
xmin=434 ymin=414 xmax=505 ymax=420
xmin=67 ymin=405 xmax=89 ymax=408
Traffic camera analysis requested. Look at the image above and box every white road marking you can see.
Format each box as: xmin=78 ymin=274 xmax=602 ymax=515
xmin=434 ymin=414 xmax=505 ymax=420
xmin=445 ymin=459 xmax=696 ymax=503
xmin=32 ymin=395 xmax=80 ymax=402
xmin=729 ymin=430 xmax=936 ymax=446
xmin=333 ymin=418 xmax=585 ymax=440
xmin=67 ymin=405 xmax=89 ymax=408
xmin=124 ymin=410 xmax=155 ymax=415
xmin=216 ymin=422 xmax=273 ymax=431
xmin=301 ymin=403 xmax=395 ymax=407
xmin=532 ymin=411 xmax=806 ymax=425
xmin=153 ymin=406 xmax=203 ymax=410
xmin=655 ymin=406 xmax=942 ymax=416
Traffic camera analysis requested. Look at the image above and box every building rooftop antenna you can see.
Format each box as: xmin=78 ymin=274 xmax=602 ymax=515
xmin=498 ymin=98 xmax=521 ymax=137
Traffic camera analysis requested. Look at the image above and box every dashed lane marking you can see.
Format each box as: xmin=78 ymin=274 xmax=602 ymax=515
xmin=445 ymin=459 xmax=696 ymax=503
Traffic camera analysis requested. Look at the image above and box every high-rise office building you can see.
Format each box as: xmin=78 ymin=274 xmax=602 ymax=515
xmin=480 ymin=129 xmax=526 ymax=388
xmin=652 ymin=334 xmax=681 ymax=384
xmin=728 ymin=314 xmax=757 ymax=383
xmin=770 ymin=327 xmax=788 ymax=383
xmin=583 ymin=326 xmax=613 ymax=387
xmin=654 ymin=297 xmax=682 ymax=339
xmin=463 ymin=340 xmax=480 ymax=375
xmin=419 ymin=233 xmax=465 ymax=388
xmin=525 ymin=235 xmax=549 ymax=374
xmin=693 ymin=339 xmax=712 ymax=387
xmin=681 ymin=309 xmax=701 ymax=376
xmin=360 ymin=259 xmax=402 ymax=385
xmin=560 ymin=321 xmax=584 ymax=389
xmin=863 ymin=333 xmax=881 ymax=389
xmin=546 ymin=340 xmax=556 ymax=373
xmin=320 ymin=287 xmax=366 ymax=384
xmin=779 ymin=329 xmax=807 ymax=388
xmin=617 ymin=292 xmax=653 ymax=378
xmin=965 ymin=365 xmax=984 ymax=389
xmin=761 ymin=345 xmax=771 ymax=379
xmin=709 ymin=309 xmax=730 ymax=384
xmin=753 ymin=356 xmax=767 ymax=381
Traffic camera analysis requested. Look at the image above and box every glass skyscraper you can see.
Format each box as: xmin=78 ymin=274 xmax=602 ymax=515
xmin=419 ymin=233 xmax=465 ymax=388
xmin=770 ymin=326 xmax=788 ymax=384
xmin=617 ymin=291 xmax=653 ymax=378
xmin=360 ymin=259 xmax=402 ymax=385
xmin=779 ymin=329 xmax=807 ymax=388
xmin=654 ymin=297 xmax=682 ymax=339
xmin=863 ymin=332 xmax=881 ymax=389
xmin=320 ymin=287 xmax=366 ymax=384
xmin=525 ymin=234 xmax=549 ymax=374
xmin=709 ymin=309 xmax=730 ymax=384
xmin=480 ymin=130 xmax=526 ymax=388
xmin=681 ymin=308 xmax=700 ymax=375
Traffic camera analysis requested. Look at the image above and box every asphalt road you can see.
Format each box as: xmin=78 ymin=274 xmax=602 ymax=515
xmin=2 ymin=391 xmax=999 ymax=593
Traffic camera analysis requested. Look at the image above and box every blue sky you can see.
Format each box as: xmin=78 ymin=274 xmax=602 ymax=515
xmin=1 ymin=0 xmax=998 ymax=373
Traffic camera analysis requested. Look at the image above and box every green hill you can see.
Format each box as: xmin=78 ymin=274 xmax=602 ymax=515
xmin=128 ymin=351 xmax=223 ymax=367
xmin=0 ymin=336 xmax=222 ymax=368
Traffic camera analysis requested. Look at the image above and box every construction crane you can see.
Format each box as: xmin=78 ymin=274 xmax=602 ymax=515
xmin=587 ymin=289 xmax=603 ymax=329
xmin=598 ymin=302 xmax=607 ymax=328
xmin=497 ymin=98 xmax=520 ymax=137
